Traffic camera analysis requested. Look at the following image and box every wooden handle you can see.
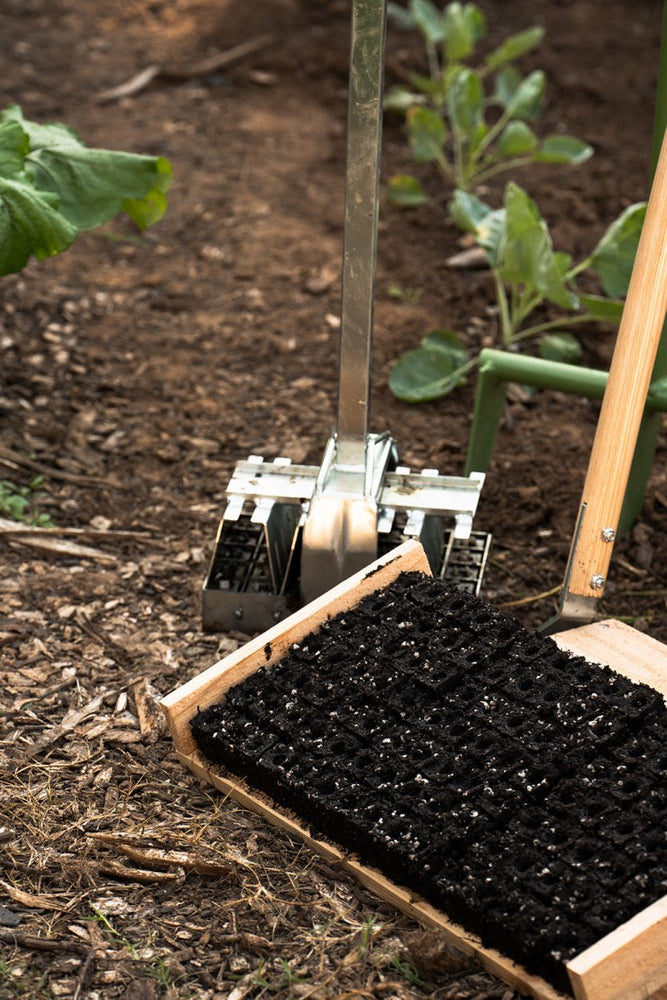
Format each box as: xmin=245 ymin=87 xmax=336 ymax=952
xmin=567 ymin=127 xmax=667 ymax=599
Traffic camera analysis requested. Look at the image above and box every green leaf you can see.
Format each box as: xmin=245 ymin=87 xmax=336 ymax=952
xmin=387 ymin=2 xmax=416 ymax=29
xmin=387 ymin=174 xmax=429 ymax=207
xmin=497 ymin=120 xmax=538 ymax=156
xmin=499 ymin=182 xmax=577 ymax=309
xmin=492 ymin=66 xmax=522 ymax=108
xmin=389 ymin=341 xmax=469 ymax=402
xmin=474 ymin=208 xmax=506 ymax=267
xmin=448 ymin=188 xmax=492 ymax=231
xmin=383 ymin=85 xmax=423 ymax=112
xmin=534 ymin=135 xmax=593 ymax=165
xmin=505 ymin=70 xmax=545 ymax=121
xmin=0 ymin=118 xmax=29 ymax=177
xmin=28 ymin=144 xmax=172 ymax=232
xmin=409 ymin=0 xmax=446 ymax=44
xmin=554 ymin=250 xmax=573 ymax=276
xmin=6 ymin=106 xmax=172 ymax=232
xmin=122 ymin=166 xmax=170 ymax=229
xmin=442 ymin=3 xmax=486 ymax=61
xmin=406 ymin=107 xmax=446 ymax=162
xmin=446 ymin=67 xmax=484 ymax=138
xmin=422 ymin=327 xmax=469 ymax=367
xmin=538 ymin=332 xmax=583 ymax=364
xmin=407 ymin=71 xmax=443 ymax=97
xmin=448 ymin=190 xmax=505 ymax=265
xmin=0 ymin=173 xmax=77 ymax=275
xmin=485 ymin=26 xmax=545 ymax=71
xmin=589 ymin=202 xmax=646 ymax=297
xmin=579 ymin=293 xmax=624 ymax=323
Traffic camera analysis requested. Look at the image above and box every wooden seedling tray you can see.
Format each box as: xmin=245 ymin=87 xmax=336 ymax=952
xmin=162 ymin=540 xmax=667 ymax=1000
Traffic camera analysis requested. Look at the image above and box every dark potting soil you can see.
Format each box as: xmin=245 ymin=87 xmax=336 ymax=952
xmin=191 ymin=572 xmax=667 ymax=995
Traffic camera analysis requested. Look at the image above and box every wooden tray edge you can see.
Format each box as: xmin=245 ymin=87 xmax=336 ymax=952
xmin=565 ymin=895 xmax=667 ymax=1000
xmin=554 ymin=618 xmax=667 ymax=697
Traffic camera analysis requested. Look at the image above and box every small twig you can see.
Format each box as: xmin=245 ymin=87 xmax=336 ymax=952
xmin=0 ymin=928 xmax=89 ymax=955
xmin=88 ymin=832 xmax=234 ymax=876
xmin=0 ymin=517 xmax=153 ymax=540
xmin=97 ymin=859 xmax=184 ymax=884
xmin=73 ymin=948 xmax=97 ymax=1000
xmin=496 ymin=585 xmax=561 ymax=609
xmin=0 ymin=445 xmax=125 ymax=490
xmin=6 ymin=535 xmax=119 ymax=562
xmin=95 ymin=64 xmax=161 ymax=103
xmin=163 ymin=34 xmax=277 ymax=80
xmin=96 ymin=34 xmax=276 ymax=103
xmin=27 ymin=692 xmax=110 ymax=757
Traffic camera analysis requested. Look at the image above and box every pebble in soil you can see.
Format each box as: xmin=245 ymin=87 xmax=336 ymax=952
xmin=191 ymin=572 xmax=667 ymax=996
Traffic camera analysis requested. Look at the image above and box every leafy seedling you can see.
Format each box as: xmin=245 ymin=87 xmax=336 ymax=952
xmin=86 ymin=905 xmax=139 ymax=957
xmin=0 ymin=476 xmax=52 ymax=526
xmin=390 ymin=953 xmax=428 ymax=987
xmin=384 ymin=0 xmax=592 ymax=201
xmin=389 ymin=183 xmax=645 ymax=402
xmin=0 ymin=104 xmax=172 ymax=275
xmin=388 ymin=283 xmax=422 ymax=305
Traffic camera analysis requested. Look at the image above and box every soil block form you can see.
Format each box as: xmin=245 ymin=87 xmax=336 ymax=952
xmin=162 ymin=541 xmax=667 ymax=1000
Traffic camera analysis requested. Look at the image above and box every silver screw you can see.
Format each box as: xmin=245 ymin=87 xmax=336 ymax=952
xmin=601 ymin=527 xmax=616 ymax=542
xmin=590 ymin=575 xmax=605 ymax=590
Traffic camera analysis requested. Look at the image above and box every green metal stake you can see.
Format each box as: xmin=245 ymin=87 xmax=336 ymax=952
xmin=465 ymin=351 xmax=606 ymax=475
xmin=465 ymin=349 xmax=667 ymax=476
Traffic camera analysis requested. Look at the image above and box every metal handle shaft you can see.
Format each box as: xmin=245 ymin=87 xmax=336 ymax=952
xmin=336 ymin=0 xmax=387 ymax=468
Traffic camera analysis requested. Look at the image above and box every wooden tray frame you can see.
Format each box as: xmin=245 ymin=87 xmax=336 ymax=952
xmin=162 ymin=540 xmax=667 ymax=1000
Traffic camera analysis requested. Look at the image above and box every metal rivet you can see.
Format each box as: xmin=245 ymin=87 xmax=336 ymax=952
xmin=590 ymin=575 xmax=605 ymax=590
xmin=601 ymin=527 xmax=616 ymax=543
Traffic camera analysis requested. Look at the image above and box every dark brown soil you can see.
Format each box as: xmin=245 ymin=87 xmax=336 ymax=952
xmin=1 ymin=1 xmax=665 ymax=998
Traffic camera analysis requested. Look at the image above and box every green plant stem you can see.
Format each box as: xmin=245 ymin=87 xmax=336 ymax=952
xmin=565 ymin=256 xmax=593 ymax=281
xmin=435 ymin=148 xmax=457 ymax=181
xmin=413 ymin=355 xmax=478 ymax=401
xmin=472 ymin=105 xmax=512 ymax=163
xmin=472 ymin=154 xmax=538 ymax=187
xmin=452 ymin=128 xmax=466 ymax=188
xmin=512 ymin=286 xmax=543 ymax=330
xmin=426 ymin=42 xmax=440 ymax=83
xmin=511 ymin=310 xmax=596 ymax=344
xmin=494 ymin=272 xmax=514 ymax=345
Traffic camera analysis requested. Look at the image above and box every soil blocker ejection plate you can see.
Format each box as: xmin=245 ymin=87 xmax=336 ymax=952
xmin=163 ymin=541 xmax=667 ymax=1000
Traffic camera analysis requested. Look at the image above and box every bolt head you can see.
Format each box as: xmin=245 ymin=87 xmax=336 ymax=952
xmin=601 ymin=527 xmax=616 ymax=543
xmin=590 ymin=574 xmax=605 ymax=590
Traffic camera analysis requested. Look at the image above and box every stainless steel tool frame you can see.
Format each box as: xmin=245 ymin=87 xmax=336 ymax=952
xmin=202 ymin=0 xmax=488 ymax=632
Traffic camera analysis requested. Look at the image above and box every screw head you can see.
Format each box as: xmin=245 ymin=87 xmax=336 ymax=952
xmin=590 ymin=574 xmax=605 ymax=590
xmin=601 ymin=527 xmax=616 ymax=543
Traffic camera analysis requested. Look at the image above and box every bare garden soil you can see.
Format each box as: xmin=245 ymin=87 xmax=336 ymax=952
xmin=0 ymin=1 xmax=665 ymax=998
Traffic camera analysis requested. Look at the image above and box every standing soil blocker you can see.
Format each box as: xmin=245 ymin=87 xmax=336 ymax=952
xmin=191 ymin=572 xmax=666 ymax=997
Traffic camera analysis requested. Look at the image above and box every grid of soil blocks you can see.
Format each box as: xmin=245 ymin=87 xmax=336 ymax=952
xmin=191 ymin=572 xmax=667 ymax=996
